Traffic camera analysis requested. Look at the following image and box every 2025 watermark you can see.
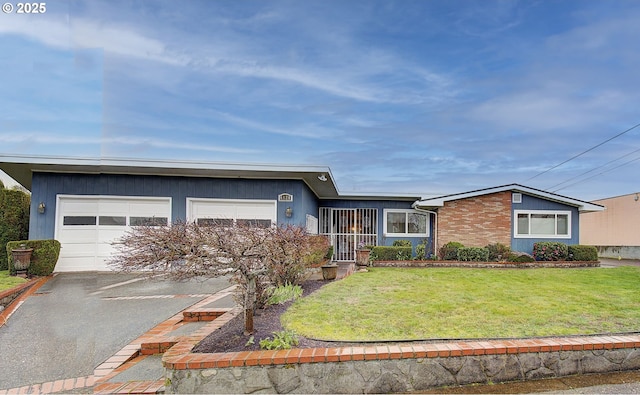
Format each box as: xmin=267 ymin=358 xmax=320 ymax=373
xmin=2 ymin=2 xmax=47 ymax=13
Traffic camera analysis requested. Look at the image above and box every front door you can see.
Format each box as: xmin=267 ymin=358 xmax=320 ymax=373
xmin=319 ymin=208 xmax=377 ymax=261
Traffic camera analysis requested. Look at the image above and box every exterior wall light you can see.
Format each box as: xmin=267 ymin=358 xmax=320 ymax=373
xmin=38 ymin=202 xmax=46 ymax=214
xmin=285 ymin=207 xmax=293 ymax=218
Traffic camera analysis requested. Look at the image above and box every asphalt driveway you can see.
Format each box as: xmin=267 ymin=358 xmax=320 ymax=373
xmin=0 ymin=272 xmax=231 ymax=390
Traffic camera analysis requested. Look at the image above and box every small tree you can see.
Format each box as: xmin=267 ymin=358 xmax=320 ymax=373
xmin=109 ymin=221 xmax=319 ymax=334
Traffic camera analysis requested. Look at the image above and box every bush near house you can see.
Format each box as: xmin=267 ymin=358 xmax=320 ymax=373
xmin=533 ymin=242 xmax=569 ymax=261
xmin=485 ymin=243 xmax=511 ymax=262
xmin=0 ymin=187 xmax=30 ymax=270
xmin=392 ymin=240 xmax=412 ymax=247
xmin=415 ymin=243 xmax=426 ymax=260
xmin=6 ymin=239 xmax=61 ymax=276
xmin=456 ymin=246 xmax=490 ymax=262
xmin=439 ymin=241 xmax=464 ymax=260
xmin=568 ymin=245 xmax=598 ymax=261
xmin=369 ymin=246 xmax=412 ymax=261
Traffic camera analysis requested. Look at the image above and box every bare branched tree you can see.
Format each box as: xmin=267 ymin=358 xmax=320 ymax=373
xmin=109 ymin=220 xmax=329 ymax=334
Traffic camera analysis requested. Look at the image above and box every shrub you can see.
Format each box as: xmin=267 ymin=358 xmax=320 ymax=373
xmin=415 ymin=243 xmax=426 ymax=260
xmin=369 ymin=246 xmax=412 ymax=261
xmin=266 ymin=283 xmax=303 ymax=305
xmin=485 ymin=243 xmax=511 ymax=262
xmin=507 ymin=252 xmax=536 ymax=263
xmin=568 ymin=245 xmax=598 ymax=261
xmin=302 ymin=235 xmax=331 ymax=266
xmin=392 ymin=240 xmax=412 ymax=247
xmin=439 ymin=241 xmax=464 ymax=260
xmin=0 ymin=188 xmax=30 ymax=270
xmin=259 ymin=330 xmax=299 ymax=350
xmin=6 ymin=239 xmax=61 ymax=276
xmin=532 ymin=242 xmax=569 ymax=261
xmin=456 ymin=247 xmax=490 ymax=262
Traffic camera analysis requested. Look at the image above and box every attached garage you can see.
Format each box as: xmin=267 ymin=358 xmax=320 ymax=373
xmin=187 ymin=198 xmax=277 ymax=228
xmin=55 ymin=196 xmax=172 ymax=272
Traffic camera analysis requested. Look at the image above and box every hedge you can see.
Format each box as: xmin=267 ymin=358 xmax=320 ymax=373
xmin=568 ymin=245 xmax=598 ymax=261
xmin=532 ymin=241 xmax=569 ymax=261
xmin=6 ymin=239 xmax=61 ymax=276
xmin=0 ymin=188 xmax=30 ymax=270
xmin=439 ymin=241 xmax=464 ymax=260
xmin=456 ymin=246 xmax=490 ymax=262
xmin=370 ymin=246 xmax=412 ymax=261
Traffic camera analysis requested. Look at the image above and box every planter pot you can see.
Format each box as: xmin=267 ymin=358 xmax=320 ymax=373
xmin=356 ymin=249 xmax=371 ymax=266
xmin=321 ymin=264 xmax=338 ymax=280
xmin=12 ymin=247 xmax=34 ymax=271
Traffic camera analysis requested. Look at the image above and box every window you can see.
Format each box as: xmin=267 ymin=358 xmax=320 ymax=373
xmin=383 ymin=210 xmax=429 ymax=237
xmin=63 ymin=216 xmax=96 ymax=226
xmin=514 ymin=210 xmax=571 ymax=238
xmin=130 ymin=216 xmax=168 ymax=226
xmin=237 ymin=219 xmax=272 ymax=228
xmin=98 ymin=216 xmax=126 ymax=226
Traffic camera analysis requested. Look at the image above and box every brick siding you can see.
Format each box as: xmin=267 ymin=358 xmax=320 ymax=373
xmin=438 ymin=191 xmax=511 ymax=250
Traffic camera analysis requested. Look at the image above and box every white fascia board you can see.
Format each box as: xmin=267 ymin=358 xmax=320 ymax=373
xmin=413 ymin=184 xmax=605 ymax=212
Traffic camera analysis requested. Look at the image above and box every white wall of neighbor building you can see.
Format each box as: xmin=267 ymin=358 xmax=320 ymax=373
xmin=0 ymin=170 xmax=19 ymax=188
xmin=580 ymin=192 xmax=640 ymax=259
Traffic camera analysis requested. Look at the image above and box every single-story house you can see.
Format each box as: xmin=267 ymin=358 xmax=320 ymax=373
xmin=0 ymin=155 xmax=604 ymax=272
xmin=580 ymin=192 xmax=640 ymax=259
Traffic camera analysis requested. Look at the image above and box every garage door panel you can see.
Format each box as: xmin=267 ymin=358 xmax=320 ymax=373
xmin=189 ymin=199 xmax=276 ymax=225
xmin=57 ymin=228 xmax=98 ymax=243
xmin=56 ymin=196 xmax=171 ymax=272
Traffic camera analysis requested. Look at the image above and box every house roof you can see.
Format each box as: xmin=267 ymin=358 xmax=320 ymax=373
xmin=0 ymin=154 xmax=420 ymax=201
xmin=413 ymin=183 xmax=605 ymax=212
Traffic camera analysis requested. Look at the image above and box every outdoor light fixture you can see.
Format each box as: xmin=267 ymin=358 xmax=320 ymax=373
xmin=318 ymin=174 xmax=327 ymax=182
xmin=285 ymin=207 xmax=293 ymax=217
xmin=38 ymin=202 xmax=45 ymax=214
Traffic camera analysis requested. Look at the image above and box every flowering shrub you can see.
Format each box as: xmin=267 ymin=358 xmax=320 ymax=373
xmin=532 ymin=242 xmax=569 ymax=261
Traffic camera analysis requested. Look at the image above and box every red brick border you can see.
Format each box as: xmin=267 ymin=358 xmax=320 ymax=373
xmin=162 ymin=307 xmax=640 ymax=370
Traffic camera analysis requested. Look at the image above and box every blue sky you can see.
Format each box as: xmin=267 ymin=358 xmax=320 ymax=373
xmin=0 ymin=0 xmax=638 ymax=201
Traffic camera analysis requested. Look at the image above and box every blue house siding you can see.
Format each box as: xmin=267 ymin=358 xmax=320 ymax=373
xmin=319 ymin=199 xmax=434 ymax=253
xmin=511 ymin=193 xmax=580 ymax=254
xmin=29 ymin=172 xmax=318 ymax=240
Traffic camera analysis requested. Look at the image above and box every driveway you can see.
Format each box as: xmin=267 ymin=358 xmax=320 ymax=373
xmin=0 ymin=272 xmax=231 ymax=390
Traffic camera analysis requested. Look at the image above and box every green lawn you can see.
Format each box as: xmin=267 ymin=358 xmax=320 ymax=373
xmin=0 ymin=270 xmax=28 ymax=292
xmin=282 ymin=267 xmax=640 ymax=341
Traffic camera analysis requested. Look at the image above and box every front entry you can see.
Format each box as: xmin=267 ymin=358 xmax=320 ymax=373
xmin=319 ymin=208 xmax=377 ymax=261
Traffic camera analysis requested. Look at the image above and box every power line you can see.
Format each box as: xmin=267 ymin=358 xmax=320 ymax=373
xmin=552 ymin=155 xmax=640 ymax=193
xmin=547 ymin=146 xmax=640 ymax=191
xmin=525 ymin=121 xmax=640 ymax=182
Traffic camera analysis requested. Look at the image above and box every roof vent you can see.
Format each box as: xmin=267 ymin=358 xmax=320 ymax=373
xmin=512 ymin=193 xmax=522 ymax=203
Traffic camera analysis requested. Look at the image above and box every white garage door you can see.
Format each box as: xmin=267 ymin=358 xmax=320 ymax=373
xmin=188 ymin=198 xmax=276 ymax=228
xmin=55 ymin=196 xmax=171 ymax=272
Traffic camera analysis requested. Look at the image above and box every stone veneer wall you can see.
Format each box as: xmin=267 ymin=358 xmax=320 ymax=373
xmin=164 ymin=334 xmax=640 ymax=394
xmin=437 ymin=191 xmax=512 ymax=250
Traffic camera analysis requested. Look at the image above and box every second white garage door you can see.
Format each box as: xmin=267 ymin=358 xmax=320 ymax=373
xmin=187 ymin=198 xmax=276 ymax=228
xmin=55 ymin=196 xmax=172 ymax=272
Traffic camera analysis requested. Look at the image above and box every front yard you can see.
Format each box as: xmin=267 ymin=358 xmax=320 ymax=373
xmin=282 ymin=267 xmax=640 ymax=341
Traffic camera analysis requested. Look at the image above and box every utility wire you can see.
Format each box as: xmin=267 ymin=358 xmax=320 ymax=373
xmin=552 ymin=155 xmax=640 ymax=192
xmin=525 ymin=121 xmax=640 ymax=181
xmin=547 ymin=146 xmax=640 ymax=191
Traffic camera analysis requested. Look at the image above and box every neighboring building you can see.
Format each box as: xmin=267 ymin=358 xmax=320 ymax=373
xmin=0 ymin=155 xmax=604 ymax=272
xmin=580 ymin=192 xmax=640 ymax=259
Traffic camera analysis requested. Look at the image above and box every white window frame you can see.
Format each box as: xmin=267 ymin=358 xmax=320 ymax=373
xmin=514 ymin=210 xmax=571 ymax=239
xmin=383 ymin=209 xmax=430 ymax=237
